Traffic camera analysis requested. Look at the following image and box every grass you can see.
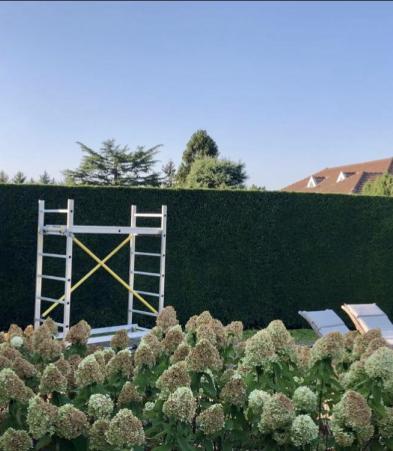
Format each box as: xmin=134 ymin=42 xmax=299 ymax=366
xmin=244 ymin=328 xmax=317 ymax=346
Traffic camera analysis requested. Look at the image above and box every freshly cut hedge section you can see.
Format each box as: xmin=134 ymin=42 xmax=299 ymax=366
xmin=0 ymin=184 xmax=393 ymax=330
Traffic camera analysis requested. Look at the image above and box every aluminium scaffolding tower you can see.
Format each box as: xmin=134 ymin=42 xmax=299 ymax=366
xmin=34 ymin=199 xmax=167 ymax=344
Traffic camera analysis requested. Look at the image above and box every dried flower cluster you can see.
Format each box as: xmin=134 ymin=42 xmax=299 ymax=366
xmin=0 ymin=306 xmax=392 ymax=450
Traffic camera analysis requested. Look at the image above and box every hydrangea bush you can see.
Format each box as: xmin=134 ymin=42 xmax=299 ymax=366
xmin=0 ymin=308 xmax=393 ymax=450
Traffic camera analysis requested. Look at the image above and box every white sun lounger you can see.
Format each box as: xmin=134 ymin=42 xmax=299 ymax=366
xmin=341 ymin=303 xmax=393 ymax=345
xmin=298 ymin=309 xmax=350 ymax=337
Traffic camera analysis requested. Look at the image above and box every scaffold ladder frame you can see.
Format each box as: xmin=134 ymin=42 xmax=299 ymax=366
xmin=34 ymin=199 xmax=167 ymax=343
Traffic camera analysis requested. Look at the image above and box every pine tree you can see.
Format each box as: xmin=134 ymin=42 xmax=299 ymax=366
xmin=38 ymin=171 xmax=55 ymax=184
xmin=176 ymin=130 xmax=219 ymax=183
xmin=161 ymin=160 xmax=177 ymax=187
xmin=0 ymin=170 xmax=9 ymax=183
xmin=63 ymin=139 xmax=162 ymax=186
xmin=12 ymin=171 xmax=26 ymax=184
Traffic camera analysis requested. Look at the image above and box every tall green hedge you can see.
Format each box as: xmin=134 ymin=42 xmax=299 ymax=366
xmin=1 ymin=184 xmax=393 ymax=331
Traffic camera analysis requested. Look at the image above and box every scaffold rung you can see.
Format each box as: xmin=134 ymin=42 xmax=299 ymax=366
xmin=134 ymin=251 xmax=161 ymax=257
xmin=132 ymin=270 xmax=161 ymax=277
xmin=131 ymin=308 xmax=158 ymax=317
xmin=37 ymin=296 xmax=65 ymax=305
xmin=38 ymin=274 xmax=67 ymax=282
xmin=39 ymin=252 xmax=67 ymax=259
xmin=134 ymin=213 xmax=163 ymax=218
xmin=44 ymin=209 xmax=69 ymax=213
xmin=135 ymin=290 xmax=160 ymax=298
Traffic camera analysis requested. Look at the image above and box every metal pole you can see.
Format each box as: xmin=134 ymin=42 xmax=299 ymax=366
xmin=63 ymin=199 xmax=74 ymax=334
xmin=34 ymin=200 xmax=45 ymax=329
xmin=158 ymin=205 xmax=167 ymax=312
xmin=127 ymin=205 xmax=137 ymax=325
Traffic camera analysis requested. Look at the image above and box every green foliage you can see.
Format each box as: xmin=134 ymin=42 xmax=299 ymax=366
xmin=12 ymin=171 xmax=26 ymax=184
xmin=363 ymin=172 xmax=393 ymax=196
xmin=2 ymin=185 xmax=393 ymax=330
xmin=38 ymin=171 xmax=55 ymax=185
xmin=0 ymin=309 xmax=392 ymax=450
xmin=184 ymin=157 xmax=247 ymax=189
xmin=161 ymin=160 xmax=177 ymax=188
xmin=176 ymin=130 xmax=219 ymax=183
xmin=64 ymin=139 xmax=162 ymax=186
xmin=0 ymin=171 xmax=9 ymax=183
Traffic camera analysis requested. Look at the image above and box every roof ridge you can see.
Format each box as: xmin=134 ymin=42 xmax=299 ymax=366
xmin=317 ymin=156 xmax=393 ymax=173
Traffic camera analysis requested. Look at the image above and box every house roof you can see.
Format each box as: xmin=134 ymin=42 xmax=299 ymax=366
xmin=281 ymin=157 xmax=393 ymax=194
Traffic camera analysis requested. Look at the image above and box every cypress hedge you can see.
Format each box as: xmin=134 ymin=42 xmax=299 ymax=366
xmin=1 ymin=184 xmax=393 ymax=331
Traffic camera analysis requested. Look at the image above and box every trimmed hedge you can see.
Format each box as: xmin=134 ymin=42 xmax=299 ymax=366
xmin=1 ymin=184 xmax=393 ymax=330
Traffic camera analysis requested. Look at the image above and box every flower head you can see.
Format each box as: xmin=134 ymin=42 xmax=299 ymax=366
xmin=76 ymin=355 xmax=105 ymax=387
xmin=10 ymin=336 xmax=24 ymax=349
xmin=8 ymin=324 xmax=24 ymax=339
xmin=259 ymin=393 xmax=295 ymax=433
xmin=55 ymin=404 xmax=88 ymax=440
xmin=162 ymin=386 xmax=196 ymax=423
xmin=0 ymin=343 xmax=22 ymax=361
xmin=0 ymin=428 xmax=32 ymax=451
xmin=105 ymin=409 xmax=145 ymax=447
xmin=196 ymin=404 xmax=225 ymax=435
xmin=118 ymin=382 xmax=143 ymax=407
xmin=332 ymin=390 xmax=372 ymax=432
xmin=0 ymin=368 xmax=33 ymax=404
xmin=31 ymin=325 xmax=63 ymax=361
xmin=110 ymin=330 xmax=129 ymax=351
xmin=162 ymin=325 xmax=184 ymax=354
xmin=156 ymin=361 xmax=191 ymax=395
xmin=243 ymin=330 xmax=276 ymax=370
xmin=0 ymin=355 xmax=11 ymax=371
xmin=310 ymin=332 xmax=345 ymax=366
xmin=89 ymin=419 xmax=110 ymax=451
xmin=364 ymin=346 xmax=393 ymax=383
xmin=12 ymin=357 xmax=36 ymax=380
xmin=185 ymin=339 xmax=222 ymax=372
xmin=377 ymin=407 xmax=393 ymax=439
xmin=27 ymin=395 xmax=57 ymax=439
xmin=106 ymin=349 xmax=134 ymax=379
xmin=170 ymin=342 xmax=191 ymax=364
xmin=88 ymin=394 xmax=114 ymax=419
xmin=292 ymin=386 xmax=318 ymax=413
xmin=133 ymin=344 xmax=155 ymax=371
xmin=224 ymin=321 xmax=243 ymax=346
xmin=156 ymin=306 xmax=178 ymax=333
xmin=220 ymin=375 xmax=247 ymax=407
xmin=291 ymin=415 xmax=319 ymax=447
xmin=247 ymin=389 xmax=271 ymax=416
xmin=39 ymin=363 xmax=67 ymax=394
xmin=65 ymin=320 xmax=91 ymax=345
xmin=266 ymin=320 xmax=293 ymax=349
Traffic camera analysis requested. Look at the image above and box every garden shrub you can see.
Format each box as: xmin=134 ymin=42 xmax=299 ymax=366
xmin=2 ymin=185 xmax=393 ymax=330
xmin=0 ymin=309 xmax=392 ymax=449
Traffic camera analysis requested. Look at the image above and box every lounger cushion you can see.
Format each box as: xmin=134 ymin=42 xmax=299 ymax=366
xmin=299 ymin=309 xmax=349 ymax=337
xmin=342 ymin=304 xmax=393 ymax=334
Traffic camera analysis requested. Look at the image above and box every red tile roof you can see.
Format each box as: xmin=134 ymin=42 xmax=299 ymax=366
xmin=281 ymin=157 xmax=393 ymax=194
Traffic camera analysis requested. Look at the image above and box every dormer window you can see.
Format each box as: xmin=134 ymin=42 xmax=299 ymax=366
xmin=307 ymin=176 xmax=324 ymax=188
xmin=337 ymin=171 xmax=355 ymax=183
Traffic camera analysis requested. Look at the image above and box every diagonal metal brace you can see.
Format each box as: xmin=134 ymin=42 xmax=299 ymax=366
xmin=42 ymin=235 xmax=132 ymax=317
xmin=72 ymin=236 xmax=157 ymax=314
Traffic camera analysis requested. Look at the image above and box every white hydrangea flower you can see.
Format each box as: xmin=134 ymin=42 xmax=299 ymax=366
xmin=10 ymin=336 xmax=24 ymax=349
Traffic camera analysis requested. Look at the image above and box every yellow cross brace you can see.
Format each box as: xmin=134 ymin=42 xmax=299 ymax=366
xmin=42 ymin=235 xmax=157 ymax=317
xmin=72 ymin=236 xmax=157 ymax=314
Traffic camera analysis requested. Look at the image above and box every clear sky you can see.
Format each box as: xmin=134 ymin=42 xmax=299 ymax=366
xmin=1 ymin=1 xmax=393 ymax=189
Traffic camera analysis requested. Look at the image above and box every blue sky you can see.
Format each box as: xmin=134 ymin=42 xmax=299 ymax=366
xmin=1 ymin=1 xmax=393 ymax=189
